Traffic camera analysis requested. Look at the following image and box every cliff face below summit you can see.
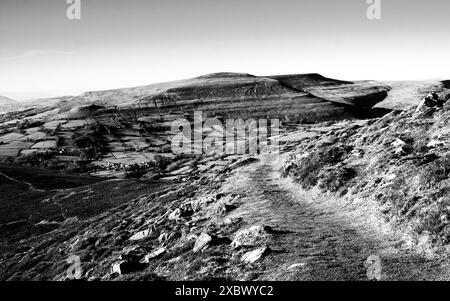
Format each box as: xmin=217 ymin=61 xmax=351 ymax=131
xmin=16 ymin=72 xmax=392 ymax=122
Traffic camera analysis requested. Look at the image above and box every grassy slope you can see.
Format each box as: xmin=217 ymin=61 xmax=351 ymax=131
xmin=374 ymin=80 xmax=445 ymax=110
xmin=0 ymin=164 xmax=172 ymax=243
xmin=0 ymin=164 xmax=101 ymax=190
xmin=282 ymin=90 xmax=450 ymax=252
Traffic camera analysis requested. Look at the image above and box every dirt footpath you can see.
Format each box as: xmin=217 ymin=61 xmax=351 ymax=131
xmin=219 ymin=154 xmax=450 ymax=280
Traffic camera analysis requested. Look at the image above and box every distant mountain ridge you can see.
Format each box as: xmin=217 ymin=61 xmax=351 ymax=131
xmin=21 ymin=73 xmax=389 ymax=111
xmin=0 ymin=96 xmax=17 ymax=106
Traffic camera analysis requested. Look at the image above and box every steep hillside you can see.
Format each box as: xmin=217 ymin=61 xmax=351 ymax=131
xmin=281 ymin=88 xmax=450 ymax=253
xmin=268 ymin=73 xmax=352 ymax=90
xmin=306 ymin=81 xmax=390 ymax=109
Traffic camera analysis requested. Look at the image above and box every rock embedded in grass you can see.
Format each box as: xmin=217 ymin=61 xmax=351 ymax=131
xmin=193 ymin=233 xmax=213 ymax=253
xmin=287 ymin=262 xmax=307 ymax=270
xmin=143 ymin=247 xmax=166 ymax=262
xmin=391 ymin=138 xmax=406 ymax=148
xmin=241 ymin=247 xmax=270 ymax=264
xmin=427 ymin=140 xmax=444 ymax=148
xmin=129 ymin=229 xmax=151 ymax=241
xmin=231 ymin=225 xmax=272 ymax=248
xmin=219 ymin=203 xmax=238 ymax=214
xmin=168 ymin=205 xmax=194 ymax=220
xmin=158 ymin=230 xmax=176 ymax=244
xmin=120 ymin=245 xmax=146 ymax=262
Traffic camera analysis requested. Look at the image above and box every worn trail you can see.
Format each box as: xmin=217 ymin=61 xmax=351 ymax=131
xmin=222 ymin=154 xmax=448 ymax=280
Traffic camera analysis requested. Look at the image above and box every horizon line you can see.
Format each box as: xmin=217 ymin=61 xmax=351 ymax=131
xmin=1 ymin=72 xmax=448 ymax=102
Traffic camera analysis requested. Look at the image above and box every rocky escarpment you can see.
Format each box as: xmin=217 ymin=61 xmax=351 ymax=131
xmin=268 ymin=73 xmax=352 ymax=90
xmin=164 ymin=77 xmax=292 ymax=100
xmin=22 ymin=73 xmax=391 ymax=123
xmin=306 ymin=81 xmax=390 ymax=109
xmin=441 ymin=80 xmax=450 ymax=89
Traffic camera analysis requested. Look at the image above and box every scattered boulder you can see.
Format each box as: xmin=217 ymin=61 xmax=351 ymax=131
xmin=287 ymin=262 xmax=307 ymax=270
xmin=391 ymin=139 xmax=412 ymax=156
xmin=190 ymin=195 xmax=216 ymax=212
xmin=351 ymin=149 xmax=363 ymax=158
xmin=111 ymin=260 xmax=147 ymax=275
xmin=222 ymin=217 xmax=242 ymax=225
xmin=193 ymin=233 xmax=213 ymax=253
xmin=415 ymin=92 xmax=442 ymax=113
xmin=231 ymin=225 xmax=271 ymax=248
xmin=129 ymin=229 xmax=151 ymax=241
xmin=218 ymin=203 xmax=238 ymax=214
xmin=168 ymin=209 xmax=182 ymax=220
xmin=120 ymin=245 xmax=146 ymax=262
xmin=394 ymin=147 xmax=405 ymax=155
xmin=157 ymin=230 xmax=176 ymax=244
xmin=241 ymin=247 xmax=270 ymax=264
xmin=427 ymin=140 xmax=444 ymax=148
xmin=168 ymin=204 xmax=194 ymax=221
xmin=143 ymin=247 xmax=166 ymax=262
xmin=386 ymin=174 xmax=396 ymax=180
xmin=391 ymin=139 xmax=406 ymax=148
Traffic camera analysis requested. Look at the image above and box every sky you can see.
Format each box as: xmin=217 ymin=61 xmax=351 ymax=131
xmin=0 ymin=0 xmax=450 ymax=100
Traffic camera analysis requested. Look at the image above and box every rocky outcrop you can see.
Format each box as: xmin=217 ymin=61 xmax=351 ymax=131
xmin=241 ymin=247 xmax=271 ymax=264
xmin=306 ymin=82 xmax=391 ymax=109
xmin=231 ymin=225 xmax=272 ymax=248
xmin=439 ymin=89 xmax=450 ymax=102
xmin=269 ymin=73 xmax=352 ymax=91
xmin=193 ymin=233 xmax=213 ymax=252
xmin=442 ymin=80 xmax=450 ymax=89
